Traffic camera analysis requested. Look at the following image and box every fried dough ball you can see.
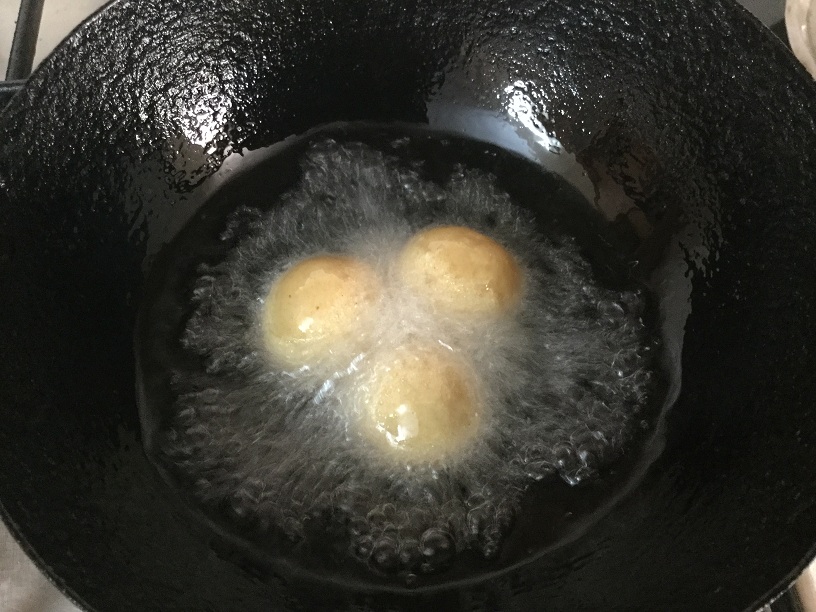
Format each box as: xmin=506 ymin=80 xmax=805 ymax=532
xmin=398 ymin=226 xmax=522 ymax=316
xmin=262 ymin=255 xmax=380 ymax=366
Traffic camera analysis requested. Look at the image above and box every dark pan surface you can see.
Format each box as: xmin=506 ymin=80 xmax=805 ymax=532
xmin=0 ymin=0 xmax=816 ymax=610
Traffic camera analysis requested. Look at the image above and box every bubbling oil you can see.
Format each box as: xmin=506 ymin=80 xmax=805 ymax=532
xmin=138 ymin=128 xmax=664 ymax=581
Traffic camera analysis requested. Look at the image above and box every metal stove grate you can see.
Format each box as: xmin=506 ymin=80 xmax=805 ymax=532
xmin=1 ymin=0 xmax=44 ymax=107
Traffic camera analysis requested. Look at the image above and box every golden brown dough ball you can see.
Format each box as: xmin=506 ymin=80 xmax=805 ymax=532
xmin=261 ymin=255 xmax=380 ymax=366
xmin=365 ymin=346 xmax=481 ymax=460
xmin=398 ymin=225 xmax=522 ymax=316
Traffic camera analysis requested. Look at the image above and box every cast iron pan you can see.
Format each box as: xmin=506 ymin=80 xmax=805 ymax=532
xmin=1 ymin=0 xmax=816 ymax=610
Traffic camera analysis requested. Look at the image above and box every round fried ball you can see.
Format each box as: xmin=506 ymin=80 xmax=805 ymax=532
xmin=365 ymin=346 xmax=481 ymax=460
xmin=261 ymin=255 xmax=380 ymax=366
xmin=398 ymin=225 xmax=522 ymax=316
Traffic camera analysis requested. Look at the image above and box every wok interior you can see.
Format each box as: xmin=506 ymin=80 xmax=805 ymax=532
xmin=0 ymin=0 xmax=815 ymax=610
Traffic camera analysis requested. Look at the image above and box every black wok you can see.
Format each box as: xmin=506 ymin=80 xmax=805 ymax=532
xmin=1 ymin=0 xmax=816 ymax=610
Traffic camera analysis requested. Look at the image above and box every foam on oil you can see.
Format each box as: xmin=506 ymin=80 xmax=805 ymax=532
xmin=137 ymin=127 xmax=665 ymax=582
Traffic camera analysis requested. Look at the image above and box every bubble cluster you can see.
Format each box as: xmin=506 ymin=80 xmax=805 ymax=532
xmin=160 ymin=139 xmax=658 ymax=576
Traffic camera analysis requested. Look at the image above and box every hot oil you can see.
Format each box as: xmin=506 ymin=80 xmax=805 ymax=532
xmin=136 ymin=124 xmax=672 ymax=587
